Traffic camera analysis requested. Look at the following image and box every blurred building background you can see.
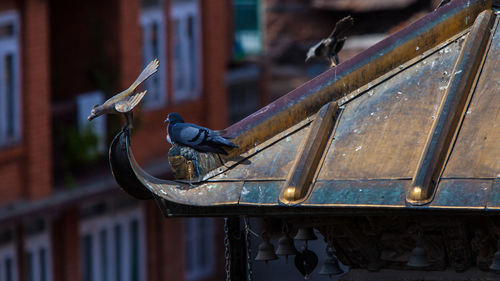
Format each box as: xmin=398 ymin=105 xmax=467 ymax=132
xmin=0 ymin=0 xmax=440 ymax=280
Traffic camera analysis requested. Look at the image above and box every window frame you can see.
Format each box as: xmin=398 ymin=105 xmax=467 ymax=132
xmin=76 ymin=91 xmax=106 ymax=153
xmin=24 ymin=231 xmax=53 ymax=281
xmin=140 ymin=4 xmax=167 ymax=110
xmin=171 ymin=0 xmax=202 ymax=103
xmin=0 ymin=242 xmax=18 ymax=281
xmin=79 ymin=206 xmax=146 ymax=281
xmin=0 ymin=10 xmax=21 ymax=147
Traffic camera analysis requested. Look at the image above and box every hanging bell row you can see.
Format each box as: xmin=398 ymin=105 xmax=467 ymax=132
xmin=255 ymin=227 xmax=318 ymax=263
xmin=256 ymin=233 xmax=299 ymax=263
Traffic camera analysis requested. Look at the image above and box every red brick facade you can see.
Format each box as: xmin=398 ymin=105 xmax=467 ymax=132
xmin=0 ymin=0 xmax=229 ymax=280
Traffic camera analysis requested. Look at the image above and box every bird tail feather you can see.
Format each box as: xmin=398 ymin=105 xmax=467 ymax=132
xmin=214 ymin=137 xmax=239 ymax=148
xmin=130 ymin=59 xmax=159 ymax=90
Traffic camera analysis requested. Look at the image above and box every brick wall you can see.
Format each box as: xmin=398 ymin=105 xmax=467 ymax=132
xmin=21 ymin=0 xmax=52 ymax=200
xmin=0 ymin=0 xmax=52 ymax=205
xmin=200 ymin=0 xmax=230 ymax=130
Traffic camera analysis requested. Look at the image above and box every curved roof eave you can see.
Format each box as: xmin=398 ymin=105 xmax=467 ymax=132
xmin=109 ymin=0 xmax=500 ymax=216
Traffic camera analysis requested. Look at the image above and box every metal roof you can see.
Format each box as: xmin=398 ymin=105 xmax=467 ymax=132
xmin=110 ymin=0 xmax=500 ymax=216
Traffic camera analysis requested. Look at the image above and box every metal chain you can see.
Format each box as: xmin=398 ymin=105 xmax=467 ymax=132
xmin=244 ymin=217 xmax=254 ymax=281
xmin=224 ymin=218 xmax=231 ymax=281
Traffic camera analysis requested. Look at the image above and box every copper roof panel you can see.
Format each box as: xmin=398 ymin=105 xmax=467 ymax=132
xmin=108 ymin=1 xmax=500 ymax=215
xmin=213 ymin=123 xmax=311 ymax=181
xmin=304 ymin=180 xmax=408 ymax=207
xmin=239 ymin=181 xmax=284 ymax=205
xmin=430 ymin=179 xmax=491 ymax=208
xmin=442 ymin=18 xmax=500 ymax=178
xmin=316 ymin=39 xmax=464 ymax=180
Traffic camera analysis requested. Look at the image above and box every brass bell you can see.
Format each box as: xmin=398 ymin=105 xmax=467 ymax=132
xmin=255 ymin=240 xmax=278 ymax=263
xmin=489 ymin=239 xmax=500 ymax=271
xmin=294 ymin=227 xmax=318 ymax=241
xmin=319 ymin=256 xmax=344 ymax=277
xmin=407 ymin=246 xmax=430 ymax=268
xmin=490 ymin=251 xmax=500 ymax=271
xmin=319 ymin=246 xmax=343 ymax=278
xmin=275 ymin=233 xmax=298 ymax=262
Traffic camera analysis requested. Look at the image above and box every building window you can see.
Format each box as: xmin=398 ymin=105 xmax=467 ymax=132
xmin=0 ymin=243 xmax=17 ymax=281
xmin=76 ymin=91 xmax=106 ymax=153
xmin=171 ymin=0 xmax=201 ymax=103
xmin=80 ymin=207 xmax=145 ymax=281
xmin=185 ymin=218 xmax=214 ymax=280
xmin=233 ymin=0 xmax=262 ymax=58
xmin=140 ymin=0 xmax=166 ymax=109
xmin=0 ymin=11 xmax=20 ymax=147
xmin=25 ymin=232 xmax=52 ymax=281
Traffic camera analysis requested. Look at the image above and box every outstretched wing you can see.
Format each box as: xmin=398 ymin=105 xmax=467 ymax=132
xmin=115 ymin=90 xmax=147 ymax=113
xmin=328 ymin=16 xmax=354 ymax=39
xmin=129 ymin=59 xmax=159 ymax=91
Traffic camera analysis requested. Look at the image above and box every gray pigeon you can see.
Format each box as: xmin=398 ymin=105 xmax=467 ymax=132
xmin=165 ymin=112 xmax=238 ymax=155
xmin=305 ymin=16 xmax=354 ymax=67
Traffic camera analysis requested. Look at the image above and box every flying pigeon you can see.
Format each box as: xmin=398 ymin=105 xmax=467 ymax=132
xmin=88 ymin=59 xmax=159 ymax=128
xmin=165 ymin=112 xmax=239 ymax=155
xmin=305 ymin=16 xmax=354 ymax=67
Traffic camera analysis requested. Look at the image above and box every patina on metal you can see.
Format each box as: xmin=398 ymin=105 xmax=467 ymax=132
xmin=407 ymin=10 xmax=496 ymax=205
xmin=280 ymin=102 xmax=339 ymax=204
xmin=108 ymin=0 xmax=500 ymax=215
xmin=166 ymin=0 xmax=491 ymax=181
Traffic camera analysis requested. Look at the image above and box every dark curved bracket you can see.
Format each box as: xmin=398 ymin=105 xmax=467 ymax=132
xmin=109 ymin=128 xmax=203 ymax=204
xmin=109 ymin=129 xmax=153 ymax=199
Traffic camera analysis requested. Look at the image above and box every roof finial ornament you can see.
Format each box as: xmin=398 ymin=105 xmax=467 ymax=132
xmin=88 ymin=59 xmax=159 ymax=130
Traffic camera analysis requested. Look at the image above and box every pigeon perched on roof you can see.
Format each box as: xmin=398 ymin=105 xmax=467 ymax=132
xmin=165 ymin=112 xmax=239 ymax=155
xmin=88 ymin=59 xmax=159 ymax=128
xmin=305 ymin=16 xmax=354 ymax=67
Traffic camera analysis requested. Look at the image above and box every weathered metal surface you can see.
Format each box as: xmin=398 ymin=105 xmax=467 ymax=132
xmin=408 ymin=10 xmax=496 ymax=205
xmin=225 ymin=0 xmax=490 ymax=159
xmin=305 ymin=180 xmax=409 ymax=207
xmin=430 ymin=179 xmax=492 ymax=208
xmin=239 ymin=181 xmax=284 ymax=205
xmin=213 ymin=121 xmax=310 ymax=181
xmin=316 ymin=39 xmax=463 ymax=180
xmin=115 ymin=129 xmax=245 ymax=206
xmin=443 ymin=16 xmax=500 ymax=178
xmin=280 ymin=102 xmax=339 ymax=204
xmin=107 ymin=2 xmax=500 ymax=215
xmin=487 ymin=178 xmax=500 ymax=209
